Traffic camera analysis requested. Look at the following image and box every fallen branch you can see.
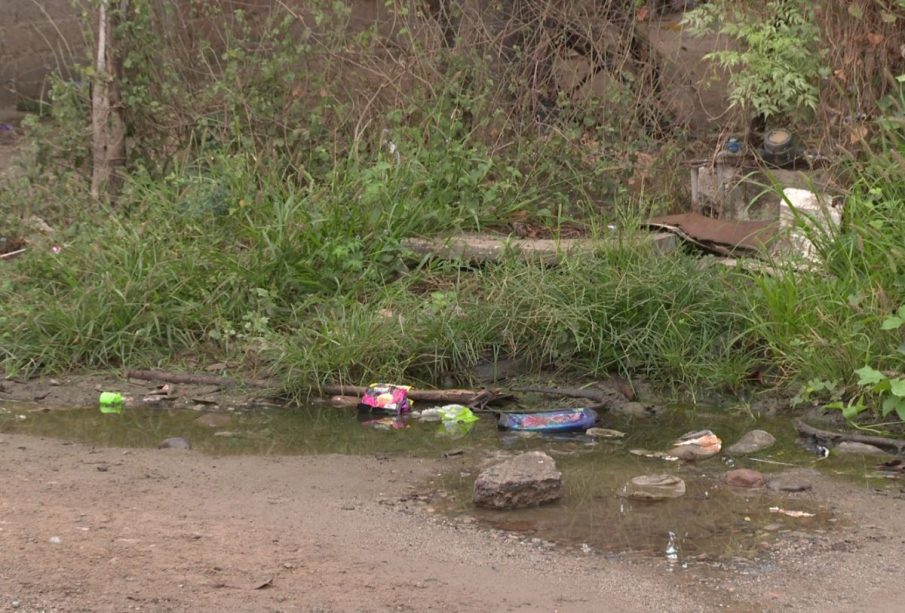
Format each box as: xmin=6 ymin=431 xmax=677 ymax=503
xmin=795 ymin=420 xmax=905 ymax=453
xmin=512 ymin=385 xmax=630 ymax=406
xmin=126 ymin=370 xmax=507 ymax=408
xmin=0 ymin=248 xmax=27 ymax=260
xmin=322 ymin=384 xmax=505 ymax=408
xmin=125 ymin=369 xmax=273 ymax=389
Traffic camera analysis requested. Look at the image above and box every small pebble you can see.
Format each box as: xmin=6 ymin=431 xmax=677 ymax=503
xmin=49 ymin=536 xmax=62 ymax=544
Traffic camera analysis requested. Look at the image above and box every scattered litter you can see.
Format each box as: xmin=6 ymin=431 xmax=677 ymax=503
xmin=99 ymin=392 xmax=123 ymax=414
xmin=585 ymin=427 xmax=625 ymax=439
xmin=668 ymin=430 xmax=722 ymax=461
xmin=673 ymin=430 xmax=721 ymax=450
xmin=629 ymin=449 xmax=679 ymax=461
xmin=665 ymin=531 xmax=679 ymax=567
xmin=417 ymin=408 xmax=445 ymax=422
xmin=498 ymin=408 xmax=597 ymax=433
xmin=645 ymin=212 xmax=776 ymax=257
xmin=357 ymin=383 xmax=412 ymax=415
xmin=769 ymin=507 xmax=815 ymax=518
xmin=778 ymin=188 xmax=841 ymax=264
xmin=581 ymin=543 xmax=592 ymax=554
xmin=49 ymin=536 xmax=62 ymax=544
xmin=437 ymin=420 xmax=476 ymax=439
xmin=436 ymin=405 xmax=479 ymax=424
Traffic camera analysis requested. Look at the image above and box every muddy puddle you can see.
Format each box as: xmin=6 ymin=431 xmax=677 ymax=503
xmin=1 ymin=400 xmax=890 ymax=568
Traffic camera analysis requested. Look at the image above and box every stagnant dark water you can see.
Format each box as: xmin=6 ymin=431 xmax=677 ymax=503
xmin=1 ymin=401 xmax=888 ymax=566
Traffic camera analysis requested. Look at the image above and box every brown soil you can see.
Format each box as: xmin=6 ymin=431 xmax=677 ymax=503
xmin=0 ymin=373 xmax=275 ymax=413
xmin=3 ymin=402 xmax=905 ymax=612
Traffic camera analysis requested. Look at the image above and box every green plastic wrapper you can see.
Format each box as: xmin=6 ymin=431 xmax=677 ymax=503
xmin=99 ymin=392 xmax=123 ymax=414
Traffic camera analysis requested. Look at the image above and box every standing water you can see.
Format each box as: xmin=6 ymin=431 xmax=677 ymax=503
xmin=1 ymin=402 xmax=874 ymax=565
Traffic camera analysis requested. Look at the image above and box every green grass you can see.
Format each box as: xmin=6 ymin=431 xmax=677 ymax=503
xmin=3 ymin=123 xmax=905 ymax=411
xmin=2 ymin=6 xmax=904 ymax=413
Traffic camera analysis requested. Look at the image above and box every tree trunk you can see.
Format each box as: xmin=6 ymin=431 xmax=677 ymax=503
xmin=90 ymin=0 xmax=127 ymax=201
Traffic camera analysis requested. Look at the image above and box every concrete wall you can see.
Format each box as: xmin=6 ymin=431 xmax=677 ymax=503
xmin=0 ymin=0 xmax=86 ymax=106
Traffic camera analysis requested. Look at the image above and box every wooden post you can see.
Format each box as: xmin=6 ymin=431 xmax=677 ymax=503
xmin=90 ymin=0 xmax=127 ymax=201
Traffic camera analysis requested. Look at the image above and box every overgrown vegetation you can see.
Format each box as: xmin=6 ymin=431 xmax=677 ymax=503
xmin=2 ymin=0 xmax=905 ymax=419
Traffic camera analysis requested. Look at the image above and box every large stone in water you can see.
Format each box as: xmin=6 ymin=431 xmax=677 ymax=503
xmin=725 ymin=468 xmax=765 ymax=488
xmin=473 ymin=451 xmax=563 ymax=510
xmin=726 ymin=430 xmax=776 ymax=455
xmin=836 ymin=441 xmax=889 ymax=456
xmin=625 ymin=474 xmax=686 ymax=501
xmin=766 ymin=468 xmax=818 ymax=492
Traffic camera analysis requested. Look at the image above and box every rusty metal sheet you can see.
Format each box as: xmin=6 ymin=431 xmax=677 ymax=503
xmin=645 ymin=213 xmax=778 ymax=256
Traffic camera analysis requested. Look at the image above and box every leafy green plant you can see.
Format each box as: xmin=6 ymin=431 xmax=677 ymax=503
xmin=841 ymin=306 xmax=905 ymax=420
xmin=685 ymin=0 xmax=828 ymax=118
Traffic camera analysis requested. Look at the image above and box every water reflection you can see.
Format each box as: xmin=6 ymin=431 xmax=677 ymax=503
xmin=0 ymin=402 xmax=861 ymax=562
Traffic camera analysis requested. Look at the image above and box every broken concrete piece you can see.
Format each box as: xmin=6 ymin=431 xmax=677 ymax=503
xmin=402 ymin=232 xmax=676 ymax=265
xmin=624 ymin=474 xmax=686 ymax=501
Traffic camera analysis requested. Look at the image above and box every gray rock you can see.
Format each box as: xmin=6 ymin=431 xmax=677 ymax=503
xmin=836 ymin=441 xmax=889 ymax=456
xmin=725 ymin=468 xmax=765 ymax=488
xmin=473 ymin=451 xmax=563 ymax=510
xmin=766 ymin=468 xmax=818 ymax=492
xmin=624 ymin=474 xmax=686 ymax=500
xmin=726 ymin=430 xmax=776 ymax=455
xmin=158 ymin=437 xmax=192 ymax=450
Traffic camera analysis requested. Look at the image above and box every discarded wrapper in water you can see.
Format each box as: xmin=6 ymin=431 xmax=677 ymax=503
xmin=357 ymin=383 xmax=413 ymax=415
xmin=99 ymin=392 xmax=124 ymax=414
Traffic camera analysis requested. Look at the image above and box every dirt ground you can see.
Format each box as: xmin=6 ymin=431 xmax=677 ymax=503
xmin=3 ymin=415 xmax=905 ymax=613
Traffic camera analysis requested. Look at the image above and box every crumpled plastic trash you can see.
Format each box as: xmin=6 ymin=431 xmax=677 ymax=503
xmin=769 ymin=507 xmax=815 ymax=518
xmin=436 ymin=420 xmax=476 ymax=439
xmin=667 ymin=429 xmax=722 ymax=461
xmin=357 ymin=383 xmax=412 ymax=415
xmin=99 ymin=392 xmax=124 ymax=414
xmin=437 ymin=405 xmax=479 ymax=424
